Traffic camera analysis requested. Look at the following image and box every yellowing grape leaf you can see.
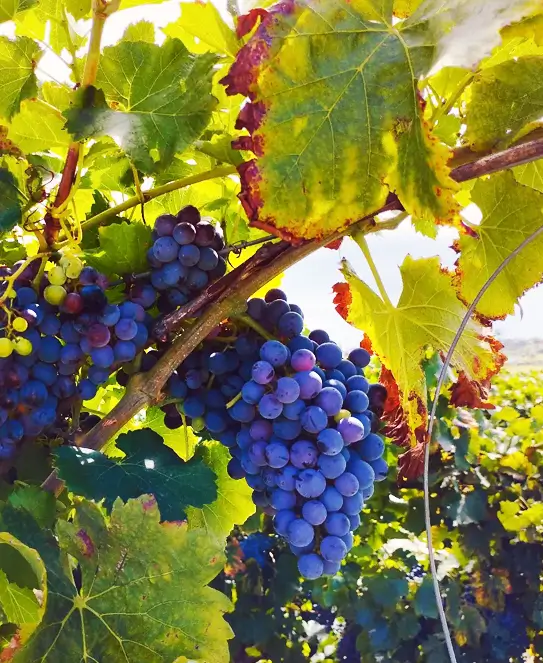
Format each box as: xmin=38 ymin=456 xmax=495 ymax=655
xmin=14 ymin=0 xmax=84 ymax=54
xmin=65 ymin=39 xmax=218 ymax=173
xmin=514 ymin=160 xmax=543 ymax=193
xmin=333 ymin=255 xmax=504 ymax=478
xmin=186 ymin=443 xmax=255 ymax=541
xmin=0 ymin=0 xmax=38 ymax=22
xmin=222 ymin=0 xmax=460 ymax=242
xmin=454 ymin=172 xmax=543 ymax=319
xmin=6 ymin=98 xmax=70 ymax=153
xmin=0 ymin=36 xmax=40 ymax=120
xmin=122 ymin=19 xmax=155 ymax=42
xmin=3 ymin=497 xmax=232 ymax=663
xmin=465 ymin=57 xmax=543 ymax=149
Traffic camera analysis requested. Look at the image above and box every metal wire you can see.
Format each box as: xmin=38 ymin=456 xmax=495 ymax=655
xmin=424 ymin=221 xmax=543 ymax=663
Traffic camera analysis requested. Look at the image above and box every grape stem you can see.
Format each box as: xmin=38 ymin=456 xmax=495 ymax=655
xmin=41 ymin=134 xmax=543 ymax=495
xmin=234 ymin=314 xmax=275 ymax=341
xmin=52 ymin=165 xmax=238 ymax=249
xmin=352 ymin=232 xmax=392 ymax=307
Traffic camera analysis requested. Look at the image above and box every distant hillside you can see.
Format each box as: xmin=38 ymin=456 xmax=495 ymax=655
xmin=500 ymin=338 xmax=543 ymax=371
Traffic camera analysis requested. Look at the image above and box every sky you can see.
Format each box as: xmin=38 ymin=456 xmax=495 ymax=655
xmin=10 ymin=1 xmax=543 ymax=349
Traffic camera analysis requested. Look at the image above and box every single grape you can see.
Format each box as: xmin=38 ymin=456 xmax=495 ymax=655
xmin=335 ymin=472 xmax=360 ymax=497
xmin=0 ymin=338 xmax=13 ymax=357
xmin=88 ymin=365 xmax=110 ymax=385
xmin=98 ymin=304 xmax=121 ymax=327
xmin=62 ymin=292 xmax=84 ymax=315
xmin=298 ymin=553 xmax=324 ymax=579
xmin=247 ymin=297 xmax=266 ymax=320
xmin=87 ymin=323 xmax=111 ymax=348
xmin=278 ymin=311 xmax=304 ymax=338
xmin=369 ymin=457 xmax=388 ymax=481
xmin=44 ymin=284 xmax=66 ymax=305
xmin=337 ymin=359 xmax=357 ymax=379
xmin=288 ymin=335 xmax=314 ymax=353
xmin=357 ymin=433 xmax=384 ymax=461
xmin=342 ymin=491 xmax=364 ymax=515
xmin=348 ymin=347 xmax=371 ymax=368
xmin=315 ymin=386 xmax=343 ymax=416
xmin=265 ymin=299 xmax=290 ymax=325
xmin=197 ymin=247 xmax=219 ymax=271
xmin=348 ymin=513 xmax=361 ymax=530
xmin=344 ymin=389 xmax=370 ymax=413
xmin=204 ymin=410 xmax=229 ymax=434
xmin=32 ymin=362 xmax=57 ymax=386
xmin=64 ymin=257 xmax=83 ymax=280
xmin=241 ymin=380 xmax=265 ymax=404
xmin=129 ymin=283 xmax=156 ymax=309
xmin=286 ymin=518 xmax=314 ymax=547
xmin=265 ymin=441 xmax=290 ymax=468
xmin=322 ymin=560 xmax=341 ymax=576
xmin=318 ymin=452 xmax=346 ymax=479
xmin=316 ymin=428 xmax=344 ymax=455
xmin=274 ymin=509 xmax=296 ymax=536
xmin=114 ymin=340 xmax=137 ymax=362
xmin=20 ymin=379 xmax=48 ymax=406
xmin=291 ymin=349 xmax=316 ymax=372
xmin=265 ymin=288 xmax=287 ymax=303
xmin=208 ymin=257 xmax=227 ymax=280
xmin=90 ymin=346 xmax=114 ymax=368
xmin=274 ymin=376 xmax=300 ymax=404
xmin=320 ymin=535 xmax=347 ymax=562
xmin=309 ymin=329 xmax=330 ymax=344
xmin=346 ymin=375 xmax=369 ymax=393
xmin=229 ymin=400 xmax=256 ymax=423
xmin=294 ymin=370 xmax=322 ymax=399
xmin=251 ymin=360 xmax=275 ymax=385
xmin=12 ymin=317 xmax=28 ymax=333
xmin=337 ymin=416 xmax=364 ymax=444
xmin=48 ymin=265 xmax=67 ymax=285
xmin=119 ymin=301 xmax=145 ymax=322
xmin=115 ymin=318 xmax=138 ymax=341
xmin=325 ymin=512 xmax=350 ymax=536
xmin=258 ymin=394 xmax=283 ymax=419
xmin=347 ymin=457 xmax=375 ymax=490
xmin=270 ymin=488 xmax=297 ymax=511
xmin=276 ymin=465 xmax=298 ymax=491
xmin=315 ymin=342 xmax=342 ymax=369
xmin=302 ymin=500 xmax=328 ymax=526
xmin=15 ymin=286 xmax=37 ymax=307
xmin=260 ymin=340 xmax=288 ymax=367
xmin=38 ymin=336 xmax=62 ymax=363
xmin=282 ymin=399 xmax=306 ymax=420
xmin=320 ymin=486 xmax=343 ymax=512
xmin=290 ymin=440 xmax=318 ymax=469
xmin=186 ymin=267 xmax=208 ymax=291
xmin=194 ymin=221 xmax=215 ymax=247
xmin=60 ymin=343 xmax=83 ymax=363
xmin=78 ymin=378 xmax=97 ymax=400
xmin=172 ymin=222 xmax=196 ymax=245
xmin=178 ymin=244 xmax=200 ymax=267
xmin=301 ymin=405 xmax=328 ymax=434
xmin=154 ymin=214 xmax=177 ymax=236
xmin=177 ymin=205 xmax=200 ymax=226
xmin=273 ymin=417 xmax=302 ymax=440
xmin=153 ymin=236 xmax=179 ymax=262
xmin=249 ymin=419 xmax=273 ymax=441
xmin=80 ymin=284 xmax=107 ymax=312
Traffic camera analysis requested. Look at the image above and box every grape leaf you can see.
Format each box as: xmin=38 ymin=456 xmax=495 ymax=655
xmin=186 ymin=442 xmax=255 ymax=540
xmin=0 ymin=237 xmax=25 ymax=264
xmin=414 ymin=577 xmax=439 ymax=618
xmin=143 ymin=407 xmax=200 ymax=461
xmin=393 ymin=0 xmax=423 ymax=18
xmin=83 ymin=221 xmax=152 ymax=277
xmin=0 ymin=36 xmax=40 ymax=120
xmin=333 ymin=255 xmax=504 ymax=477
xmin=465 ymin=57 xmax=543 ymax=149
xmin=164 ymin=2 xmax=239 ymax=57
xmin=65 ymin=39 xmax=218 ymax=173
xmin=454 ymin=172 xmax=543 ymax=319
xmin=0 ymin=531 xmax=46 ymax=648
xmin=0 ymin=166 xmax=24 ymax=233
xmin=0 ymin=0 xmax=38 ymax=22
xmin=14 ymin=0 xmax=85 ymax=54
xmin=6 ymin=485 xmax=56 ymax=529
xmin=1 ymin=497 xmax=232 ymax=663
xmin=123 ymin=19 xmax=155 ymax=42
xmin=54 ymin=429 xmax=217 ymax=521
xmin=5 ymin=99 xmax=70 ymax=153
xmin=514 ymin=160 xmax=543 ymax=193
xmin=222 ymin=0 xmax=460 ymax=241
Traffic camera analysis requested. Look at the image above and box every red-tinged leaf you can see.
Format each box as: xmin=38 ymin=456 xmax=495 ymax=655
xmin=236 ymin=8 xmax=268 ymax=38
xmin=398 ymin=440 xmax=427 ymax=482
xmin=450 ymin=370 xmax=498 ymax=410
xmin=334 ymin=256 xmax=505 ymax=475
xmin=325 ymin=237 xmax=343 ymax=251
xmin=360 ymin=334 xmax=374 ymax=355
xmin=222 ymin=0 xmax=460 ymax=242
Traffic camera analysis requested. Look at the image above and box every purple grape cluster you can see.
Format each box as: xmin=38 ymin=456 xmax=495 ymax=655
xmin=160 ymin=288 xmax=388 ymax=579
xmin=130 ymin=206 xmax=227 ymax=314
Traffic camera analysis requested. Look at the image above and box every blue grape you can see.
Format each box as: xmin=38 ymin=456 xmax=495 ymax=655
xmin=342 ymin=492 xmax=364 ymax=515
xmin=316 ymin=428 xmax=344 ymax=455
xmin=341 ymin=531 xmax=354 ymax=551
xmin=197 ymin=247 xmax=219 ymax=271
xmin=276 ymin=465 xmax=298 ymax=491
xmin=346 ymin=375 xmax=369 ymax=393
xmin=262 ymin=467 xmax=277 ymax=487
xmin=90 ymin=346 xmax=114 ymax=368
xmin=265 ymin=299 xmax=290 ymax=325
xmin=265 ymin=288 xmax=287 ymax=302
xmin=296 ymin=469 xmax=326 ymax=498
xmin=114 ymin=340 xmax=137 ymax=362
xmin=301 ymin=405 xmax=328 ymax=433
xmin=337 ymin=416 xmax=364 ymax=444
xmin=272 ymin=417 xmax=302 ymax=440
xmin=291 ymin=349 xmax=316 ymax=372
xmin=290 ymin=440 xmax=318 ymax=469
xmin=322 ymin=560 xmax=341 ymax=576
xmin=38 ymin=336 xmax=62 ymax=363
xmin=247 ymin=297 xmax=266 ymax=320
xmin=349 ymin=347 xmax=371 ymax=367
xmin=87 ymin=323 xmax=111 ymax=349
xmin=260 ymin=340 xmax=288 ymax=367
xmin=298 ymin=553 xmax=324 ymax=579
xmin=98 ymin=304 xmax=121 ymax=326
xmin=153 ymin=236 xmax=179 ymax=262
xmin=335 ymin=472 xmax=360 ymax=497
xmin=181 ymin=397 xmax=205 ymax=418
xmin=270 ymin=488 xmax=296 ymax=510
xmin=294 ymin=370 xmax=322 ymax=399
xmin=249 ymin=419 xmax=273 ymax=441
xmin=302 ymin=500 xmax=328 ymax=525
xmin=347 ymin=457 xmax=375 ymax=489
xmin=227 ymin=457 xmax=245 ymax=479
xmin=252 ymin=490 xmax=268 ymax=508
xmin=161 ymin=261 xmax=185 ymax=286
xmin=52 ymin=376 xmax=76 ymax=398
xmin=115 ymin=318 xmax=138 ymax=341
xmin=208 ymin=352 xmax=229 ymax=375
xmin=218 ymin=430 xmax=237 ymax=448
xmin=251 ymin=360 xmax=275 ymax=385
xmin=0 ymin=438 xmax=16 ymax=460
xmin=318 ymin=452 xmax=347 ymax=479
xmin=278 ymin=311 xmax=304 ymax=338
xmin=154 ymin=214 xmax=177 ymax=236
xmin=234 ymin=335 xmax=258 ymax=358
xmin=88 ymin=365 xmax=110 ymax=385
xmin=283 ymin=399 xmax=305 ymax=420
xmin=258 ymin=394 xmax=283 ymax=419
xmin=78 ymin=379 xmax=97 ymax=400
xmin=39 ymin=314 xmax=61 ymax=336
xmin=167 ymin=375 xmax=188 ymax=399
xmin=32 ymin=362 xmax=57 ymax=386
xmin=186 ymin=267 xmax=208 ymax=291
xmin=287 ymin=518 xmax=314 ymax=547
xmin=325 ymin=512 xmax=350 ymax=536
xmin=309 ymin=329 xmax=329 ymax=344
xmin=173 ymin=222 xmax=196 ymax=245
xmin=325 ymin=368 xmax=346 ymax=382
xmin=60 ymin=321 xmax=81 ymax=344
xmin=147 ymin=247 xmax=162 ymax=269
xmin=320 ymin=535 xmax=347 ymax=562
xmin=357 ymin=433 xmax=384 ymax=461
xmin=20 ymin=379 xmax=48 ymax=406
xmin=275 ymin=376 xmax=300 ymax=404
xmin=315 ymin=386 xmax=343 ymax=416
xmin=240 ymin=453 xmax=260 ymax=475
xmin=288 ymin=335 xmax=314 ymax=352
xmin=229 ymin=400 xmax=256 ymax=423
xmin=351 ymin=413 xmax=371 ymax=439
xmin=370 ymin=457 xmax=388 ymax=481
xmin=320 ymin=487 xmax=344 ymax=512
xmin=337 ymin=359 xmax=357 ymax=379
xmin=129 ymin=284 xmax=156 ymax=309
xmin=344 ymin=389 xmax=370 ymax=413
xmin=15 ymin=286 xmax=37 ymax=306
xmin=60 ymin=344 xmax=83 ymax=364
xmin=178 ymin=244 xmax=200 ymax=267
xmin=248 ymin=440 xmax=268 ymax=466
xmin=185 ymin=368 xmax=204 ymax=390
xmin=315 ymin=342 xmax=342 ymax=369
xmin=265 ymin=441 xmax=290 ymax=468
xmin=348 ymin=513 xmax=361 ymax=530
xmin=274 ymin=509 xmax=296 ymax=536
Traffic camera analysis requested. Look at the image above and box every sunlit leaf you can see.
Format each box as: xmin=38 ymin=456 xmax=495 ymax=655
xmin=143 ymin=407 xmax=201 ymax=461
xmin=6 ymin=99 xmax=70 ymax=153
xmin=186 ymin=442 xmax=255 ymax=541
xmin=514 ymin=159 xmax=543 ymax=193
xmin=1 ymin=497 xmax=232 ymax=662
xmin=454 ymin=172 xmax=543 ymax=319
xmin=83 ymin=221 xmax=152 ymax=277
xmin=0 ymin=36 xmax=40 ymax=120
xmin=122 ymin=19 xmax=155 ymax=42
xmin=0 ymin=0 xmax=38 ymax=22
xmin=65 ymin=39 xmax=218 ymax=173
xmin=0 ymin=166 xmax=24 ymax=233
xmin=333 ymin=255 xmax=504 ymax=475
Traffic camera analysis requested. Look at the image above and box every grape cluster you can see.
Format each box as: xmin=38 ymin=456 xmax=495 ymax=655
xmin=160 ymin=288 xmax=388 ymax=579
xmin=131 ymin=206 xmax=227 ymax=314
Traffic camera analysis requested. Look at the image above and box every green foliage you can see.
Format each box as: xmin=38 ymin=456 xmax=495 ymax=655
xmin=54 ymin=429 xmax=218 ymax=521
xmin=83 ymin=221 xmax=152 ymax=277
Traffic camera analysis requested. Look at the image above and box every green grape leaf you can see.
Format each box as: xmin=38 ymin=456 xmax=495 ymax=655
xmin=223 ymin=0 xmax=460 ymax=241
xmin=1 ymin=497 xmax=232 ymax=662
xmin=0 ymin=531 xmax=46 ymax=648
xmin=186 ymin=442 xmax=255 ymax=540
xmin=122 ymin=19 xmax=155 ymax=42
xmin=82 ymin=138 xmax=134 ymax=194
xmin=5 ymin=99 xmax=71 ymax=153
xmin=0 ymin=36 xmax=40 ymax=120
xmin=196 ymin=133 xmax=244 ymax=166
xmin=333 ymin=255 xmax=504 ymax=478
xmin=6 ymin=485 xmax=56 ymax=529
xmin=14 ymin=0 xmax=85 ymax=54
xmin=0 ymin=0 xmax=38 ymax=22
xmin=0 ymin=236 xmax=25 ymax=264
xmin=514 ymin=160 xmax=543 ymax=192
xmin=414 ymin=577 xmax=439 ymax=619
xmin=65 ymin=39 xmax=218 ymax=173
xmin=164 ymin=2 xmax=239 ymax=57
xmin=0 ymin=166 xmax=24 ymax=233
xmin=393 ymin=0 xmax=423 ymax=17
xmin=465 ymin=57 xmax=543 ymax=149
xmin=83 ymin=221 xmax=152 ymax=277
xmin=54 ymin=429 xmax=217 ymax=522
xmin=143 ymin=407 xmax=200 ymax=461
xmin=454 ymin=171 xmax=543 ymax=319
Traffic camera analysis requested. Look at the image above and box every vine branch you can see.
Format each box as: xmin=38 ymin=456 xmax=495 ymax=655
xmin=41 ymin=134 xmax=543 ymax=495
